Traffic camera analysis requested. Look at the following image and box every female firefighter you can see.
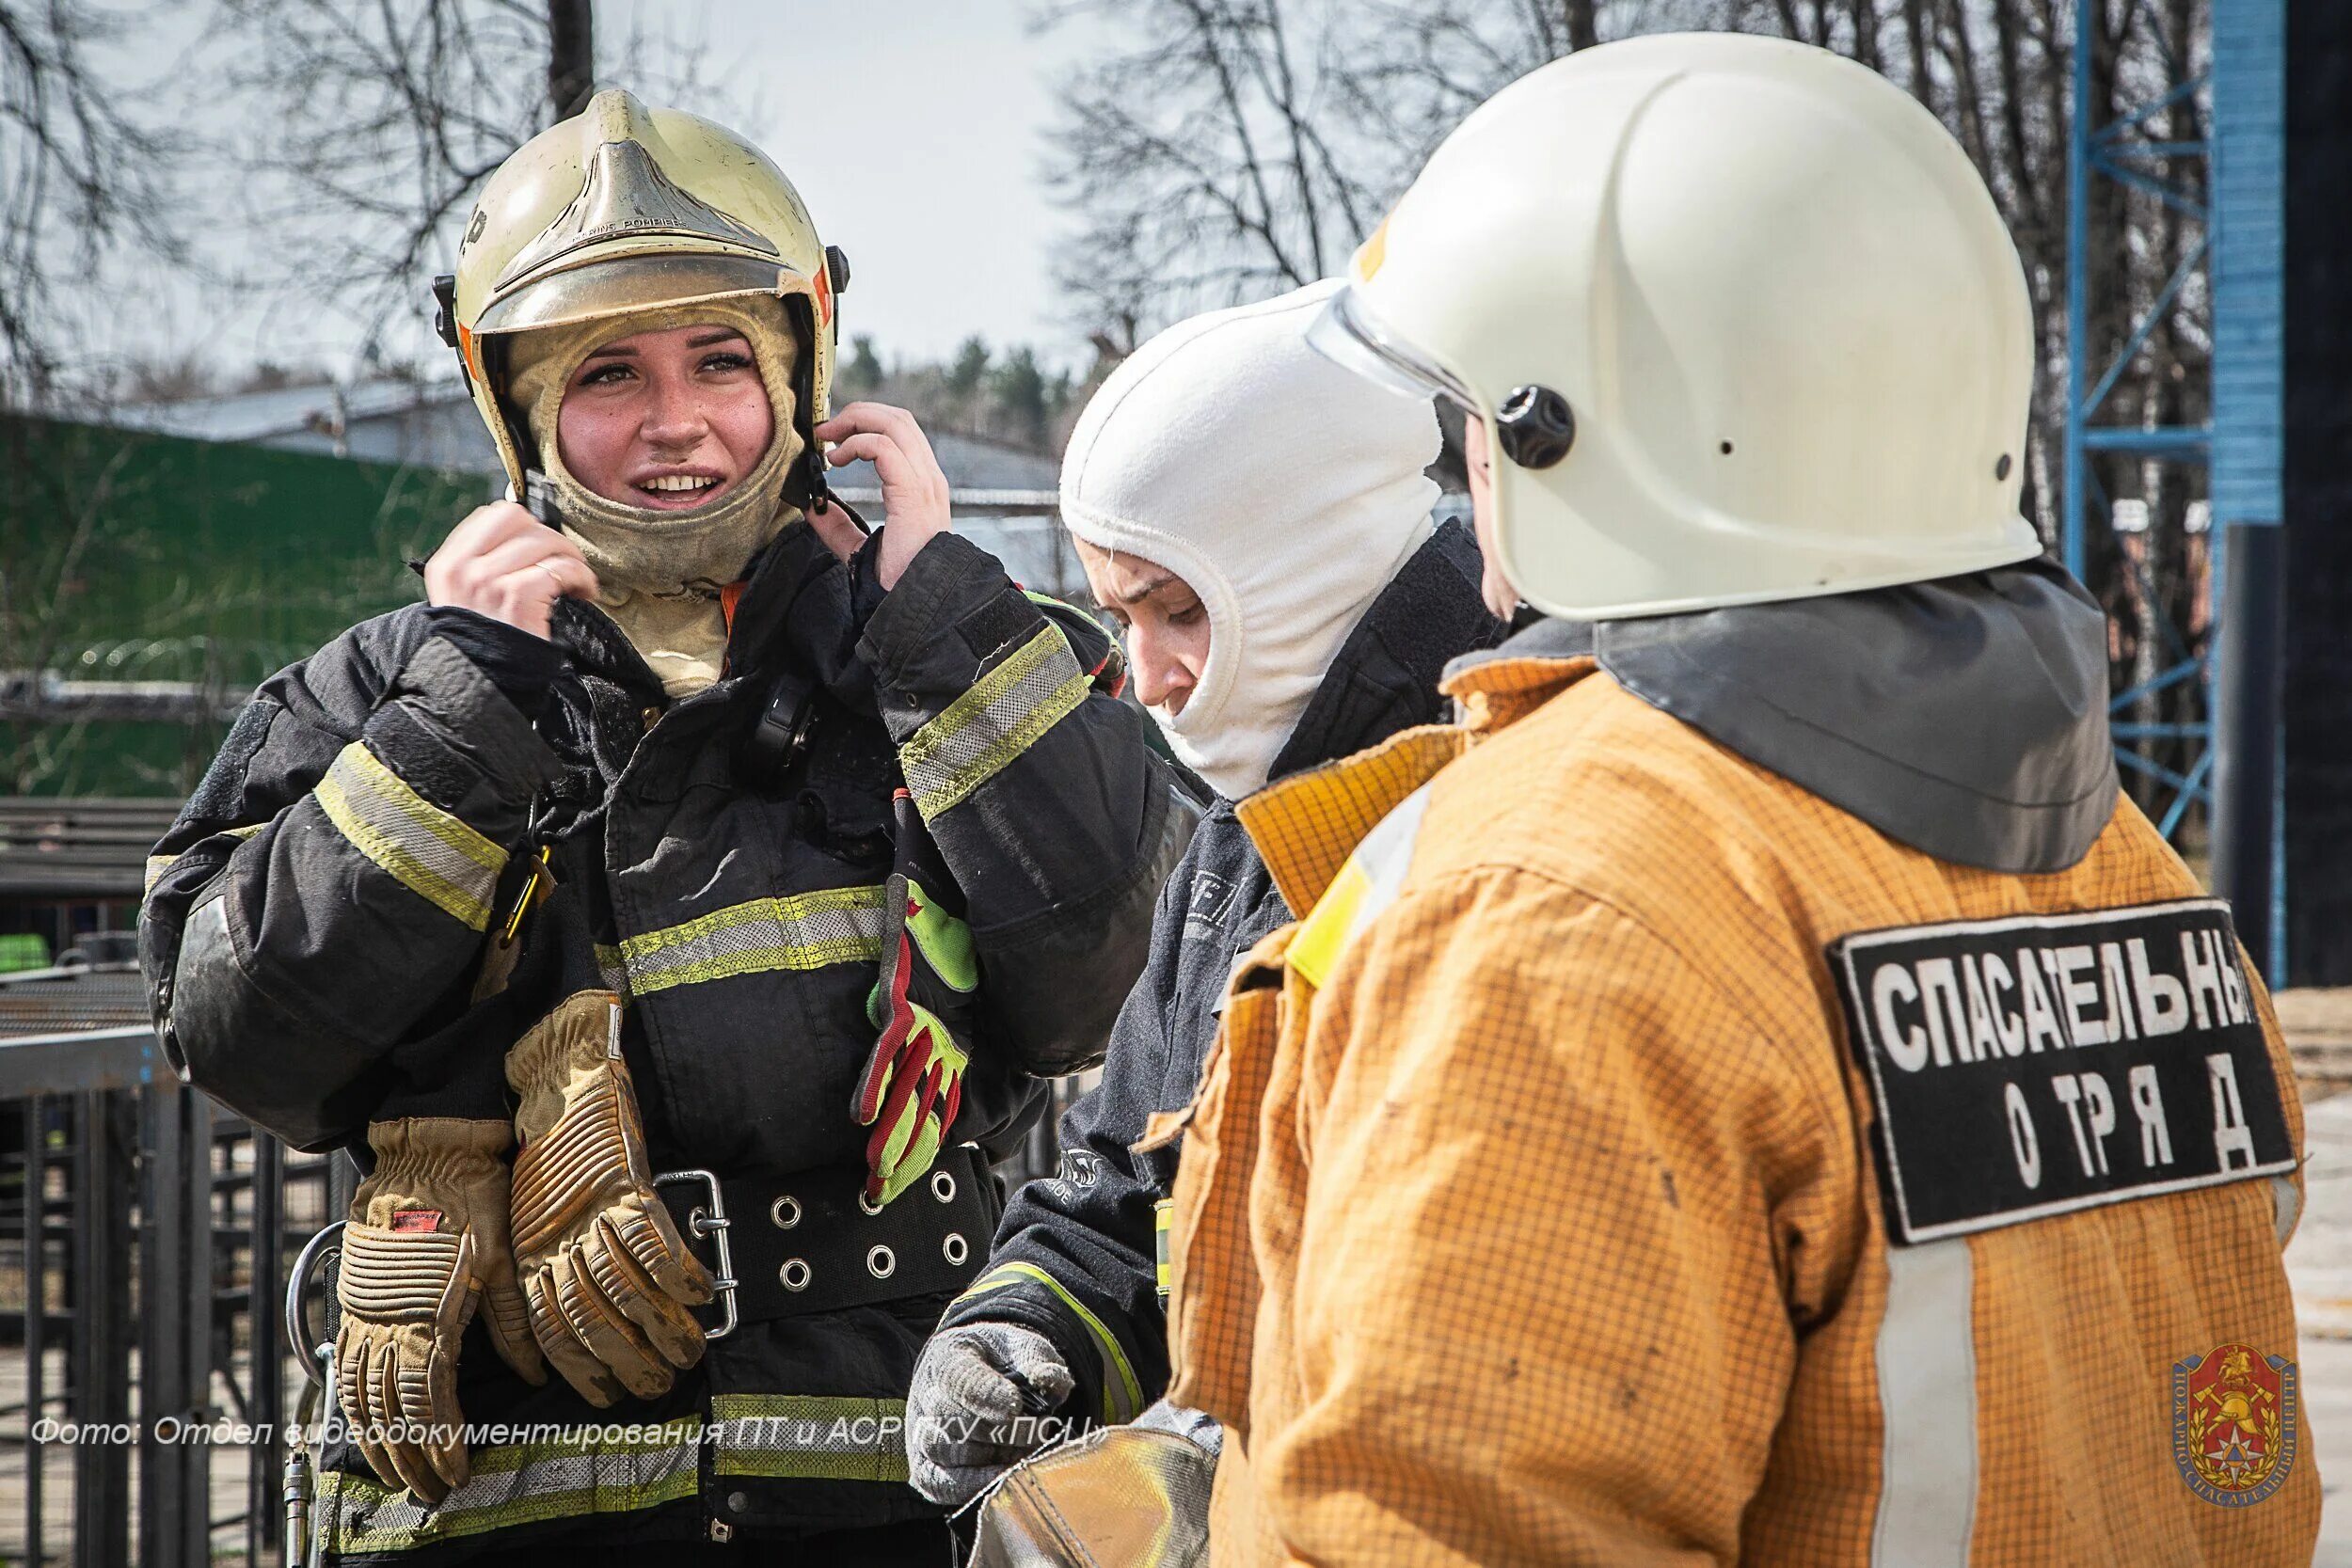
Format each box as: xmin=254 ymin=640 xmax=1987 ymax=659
xmin=136 ymin=89 xmax=1183 ymax=1565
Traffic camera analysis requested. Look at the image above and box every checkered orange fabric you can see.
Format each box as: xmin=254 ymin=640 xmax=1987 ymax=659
xmin=1168 ymin=656 xmax=2315 ymax=1567
xmin=1159 ymin=927 xmax=1296 ymax=1429
xmin=1237 ymin=723 xmax=1469 ymax=920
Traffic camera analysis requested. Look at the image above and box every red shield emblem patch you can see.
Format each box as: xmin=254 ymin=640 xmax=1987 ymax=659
xmin=2173 ymin=1343 xmax=2298 ymax=1506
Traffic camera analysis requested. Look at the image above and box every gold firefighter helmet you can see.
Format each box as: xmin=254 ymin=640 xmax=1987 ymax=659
xmin=433 ymin=88 xmax=850 ymax=505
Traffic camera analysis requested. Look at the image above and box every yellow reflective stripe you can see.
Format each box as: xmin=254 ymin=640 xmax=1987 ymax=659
xmin=959 ymin=1261 xmax=1143 ymax=1424
xmin=612 ymin=886 xmax=891 ymax=996
xmin=711 ymin=1395 xmax=910 ymax=1481
xmin=313 ymin=741 xmax=506 ymax=930
xmin=1289 ymin=857 xmax=1371 ymax=989
xmin=1287 ymin=784 xmax=1435 ymax=989
xmin=142 ymin=822 xmax=264 ymax=895
xmin=1154 ymin=1197 xmax=1172 ymax=1299
xmin=317 ymin=1418 xmax=703 ymax=1554
xmin=899 ymin=625 xmax=1089 ymax=820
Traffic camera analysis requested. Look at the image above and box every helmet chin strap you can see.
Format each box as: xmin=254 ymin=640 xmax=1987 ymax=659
xmin=801 ymin=444 xmax=867 ymax=536
xmin=520 ymin=469 xmax=567 ymax=529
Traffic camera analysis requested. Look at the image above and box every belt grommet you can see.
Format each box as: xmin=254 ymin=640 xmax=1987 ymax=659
xmin=930 ymin=1169 xmax=957 ymax=1204
xmin=780 ymin=1258 xmax=812 ymax=1291
xmin=866 ymin=1244 xmax=897 ymax=1279
xmin=858 ymin=1192 xmax=885 ymax=1217
xmin=942 ymin=1233 xmax=968 ymax=1266
xmin=771 ymin=1195 xmax=802 ymax=1230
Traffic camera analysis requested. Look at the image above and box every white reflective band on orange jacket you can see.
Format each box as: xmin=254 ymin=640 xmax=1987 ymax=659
xmin=1160 ymin=652 xmax=2315 ymax=1567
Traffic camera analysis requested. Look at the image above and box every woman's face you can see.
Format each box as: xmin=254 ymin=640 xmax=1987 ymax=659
xmin=557 ymin=324 xmax=774 ymax=509
xmin=1073 ymin=536 xmax=1210 ymax=718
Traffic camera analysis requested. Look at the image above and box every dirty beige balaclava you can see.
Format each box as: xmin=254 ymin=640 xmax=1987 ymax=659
xmin=506 ymin=297 xmax=804 ymax=695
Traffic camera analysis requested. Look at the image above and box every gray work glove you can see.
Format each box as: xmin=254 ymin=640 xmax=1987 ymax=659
xmin=906 ymin=1322 xmax=1076 ymax=1505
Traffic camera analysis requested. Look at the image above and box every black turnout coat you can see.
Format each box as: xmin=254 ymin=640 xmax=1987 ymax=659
xmin=139 ymin=522 xmax=1185 ymax=1560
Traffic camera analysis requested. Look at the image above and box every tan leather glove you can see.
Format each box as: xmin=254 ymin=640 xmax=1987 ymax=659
xmin=335 ymin=1117 xmax=545 ymax=1503
xmin=507 ymin=990 xmax=714 ymax=1406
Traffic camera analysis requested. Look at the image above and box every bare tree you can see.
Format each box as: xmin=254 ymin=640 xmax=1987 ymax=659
xmin=1039 ymin=0 xmax=1380 ymax=354
xmin=0 ymin=0 xmax=182 ymax=404
xmin=1046 ymin=0 xmax=2217 ymax=821
xmin=219 ymin=0 xmax=734 ymax=367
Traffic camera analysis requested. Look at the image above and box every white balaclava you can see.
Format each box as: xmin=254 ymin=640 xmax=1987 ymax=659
xmin=1058 ymin=280 xmax=1441 ymax=800
xmin=505 ymin=297 xmax=804 ymax=696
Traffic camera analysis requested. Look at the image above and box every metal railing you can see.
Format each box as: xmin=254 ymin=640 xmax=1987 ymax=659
xmin=0 ymin=960 xmax=1086 ymax=1566
xmin=0 ymin=964 xmax=342 ymax=1567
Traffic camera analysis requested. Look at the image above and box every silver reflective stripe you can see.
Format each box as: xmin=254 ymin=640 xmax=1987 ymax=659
xmin=613 ymin=887 xmax=891 ymax=997
xmin=313 ymin=741 xmax=506 ymax=929
xmin=898 ymin=624 xmax=1089 ymax=820
xmin=2273 ymin=1175 xmax=2303 ymax=1246
xmin=710 ymin=1394 xmax=912 ymax=1481
xmin=1871 ymin=1239 xmax=1977 ymax=1567
xmin=318 ymin=1418 xmax=704 ymax=1554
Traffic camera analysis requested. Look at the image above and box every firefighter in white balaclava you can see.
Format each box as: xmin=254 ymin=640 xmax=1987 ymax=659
xmin=140 ymin=89 xmax=1185 ymax=1565
xmin=904 ymin=282 xmax=1505 ymax=1516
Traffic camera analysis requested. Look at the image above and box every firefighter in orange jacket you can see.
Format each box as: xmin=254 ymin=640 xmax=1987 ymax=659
xmin=1156 ymin=33 xmax=2319 ymax=1567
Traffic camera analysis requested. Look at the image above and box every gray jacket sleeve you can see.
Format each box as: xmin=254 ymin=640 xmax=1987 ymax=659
xmin=137 ymin=609 xmax=555 ymax=1151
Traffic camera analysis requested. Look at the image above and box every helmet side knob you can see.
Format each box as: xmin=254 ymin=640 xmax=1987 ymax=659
xmin=1494 ymin=384 xmax=1576 ymax=469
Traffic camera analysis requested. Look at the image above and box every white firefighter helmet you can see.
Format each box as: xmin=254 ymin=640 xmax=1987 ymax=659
xmin=1306 ymin=32 xmax=2042 ymax=621
xmin=438 ymin=87 xmax=847 ymax=499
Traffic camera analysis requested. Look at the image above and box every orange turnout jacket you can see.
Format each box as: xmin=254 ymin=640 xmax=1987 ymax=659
xmin=1157 ymin=602 xmax=2314 ymax=1567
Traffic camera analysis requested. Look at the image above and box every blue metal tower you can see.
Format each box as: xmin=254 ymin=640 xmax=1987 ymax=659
xmin=2062 ymin=0 xmax=2213 ymax=842
xmin=2068 ymin=0 xmax=2288 ymax=978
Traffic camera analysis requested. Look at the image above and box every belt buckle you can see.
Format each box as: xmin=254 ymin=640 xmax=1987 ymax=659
xmin=655 ymin=1169 xmax=739 ymax=1340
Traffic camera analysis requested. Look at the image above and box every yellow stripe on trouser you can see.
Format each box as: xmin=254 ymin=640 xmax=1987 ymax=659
xmin=312 ymin=741 xmax=507 ymax=930
xmin=898 ymin=625 xmax=1089 ymax=820
xmin=602 ymin=886 xmax=891 ymax=998
xmin=956 ymin=1261 xmax=1144 ymax=1424
xmin=710 ymin=1395 xmax=912 ymax=1482
xmin=316 ymin=1418 xmax=704 ymax=1554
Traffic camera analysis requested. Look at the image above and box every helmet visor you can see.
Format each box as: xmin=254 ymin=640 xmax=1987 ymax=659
xmin=1305 ymin=284 xmax=1479 ymax=413
xmin=477 ymin=252 xmax=807 ymax=337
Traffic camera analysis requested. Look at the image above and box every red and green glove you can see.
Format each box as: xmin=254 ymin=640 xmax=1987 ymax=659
xmin=852 ymin=792 xmax=979 ymax=1207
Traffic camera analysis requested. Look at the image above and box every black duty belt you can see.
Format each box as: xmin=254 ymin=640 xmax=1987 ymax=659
xmin=657 ymin=1144 xmax=1000 ymax=1335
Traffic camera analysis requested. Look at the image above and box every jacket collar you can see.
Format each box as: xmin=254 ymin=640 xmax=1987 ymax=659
xmin=1440 ymin=559 xmax=2119 ymax=874
xmin=1266 ymin=519 xmax=1504 ymax=784
xmin=550 ymin=519 xmax=861 ymax=702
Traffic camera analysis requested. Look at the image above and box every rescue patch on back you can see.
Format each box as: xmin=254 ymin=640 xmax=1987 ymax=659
xmin=1831 ymin=898 xmax=2292 ymax=1245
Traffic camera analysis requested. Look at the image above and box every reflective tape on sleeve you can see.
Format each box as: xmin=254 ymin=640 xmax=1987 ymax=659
xmin=956 ymin=1260 xmax=1144 ymax=1424
xmin=312 ymin=742 xmax=507 ymax=930
xmin=142 ymin=822 xmax=265 ymax=896
xmin=898 ymin=624 xmax=1089 ymax=820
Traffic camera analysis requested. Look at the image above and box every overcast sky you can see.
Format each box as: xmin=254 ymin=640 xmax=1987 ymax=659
xmin=625 ymin=0 xmax=1115 ymax=365
xmin=72 ymin=0 xmax=1115 ymax=384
